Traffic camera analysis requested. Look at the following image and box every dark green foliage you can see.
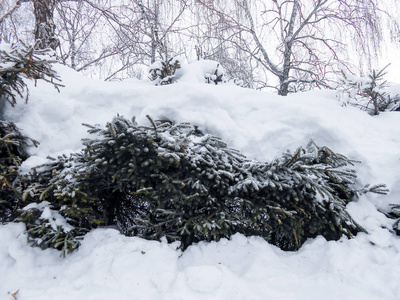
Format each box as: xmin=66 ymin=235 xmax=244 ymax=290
xmin=20 ymin=115 xmax=387 ymax=254
xmin=0 ymin=41 xmax=61 ymax=227
xmin=17 ymin=154 xmax=99 ymax=256
xmin=0 ymin=42 xmax=63 ymax=107
xmin=0 ymin=120 xmax=38 ymax=223
xmin=149 ymin=55 xmax=181 ymax=86
xmin=388 ymin=204 xmax=400 ymax=235
xmin=18 ymin=204 xmax=85 ymax=257
xmin=232 ymin=144 xmax=387 ymax=249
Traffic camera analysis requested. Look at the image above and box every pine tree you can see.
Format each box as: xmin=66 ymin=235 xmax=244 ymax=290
xmin=0 ymin=40 xmax=68 ymax=253
xmin=149 ymin=54 xmax=181 ymax=85
xmin=20 ymin=115 xmax=388 ymax=254
xmin=340 ymin=65 xmax=400 ymax=115
xmin=0 ymin=42 xmax=63 ymax=109
xmin=0 ymin=120 xmax=38 ymax=223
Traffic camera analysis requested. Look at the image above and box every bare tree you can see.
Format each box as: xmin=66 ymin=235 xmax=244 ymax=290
xmin=1 ymin=0 xmax=60 ymax=49
xmin=5 ymin=0 xmax=397 ymax=87
xmin=0 ymin=1 xmax=201 ymax=80
xmin=1 ymin=0 xmax=152 ymax=78
xmin=0 ymin=0 xmax=33 ymax=43
xmin=137 ymin=0 xmax=161 ymax=64
xmin=32 ymin=0 xmax=59 ymax=50
xmin=0 ymin=0 xmax=25 ymax=25
xmin=54 ymin=0 xmax=122 ymax=73
xmin=198 ymin=0 xmax=400 ymax=95
xmin=79 ymin=0 xmax=190 ymax=79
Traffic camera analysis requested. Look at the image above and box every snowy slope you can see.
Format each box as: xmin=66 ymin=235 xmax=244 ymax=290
xmin=1 ymin=64 xmax=400 ymax=300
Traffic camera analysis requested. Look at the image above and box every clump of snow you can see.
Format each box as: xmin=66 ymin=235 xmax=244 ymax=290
xmin=22 ymin=201 xmax=74 ymax=232
xmin=176 ymin=59 xmax=225 ymax=84
xmin=1 ymin=64 xmax=400 ymax=299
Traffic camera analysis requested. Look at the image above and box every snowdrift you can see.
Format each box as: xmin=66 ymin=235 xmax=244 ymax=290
xmin=1 ymin=64 xmax=400 ymax=299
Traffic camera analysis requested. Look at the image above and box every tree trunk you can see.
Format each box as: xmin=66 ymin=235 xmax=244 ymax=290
xmin=150 ymin=0 xmax=161 ymax=63
xmin=278 ymin=76 xmax=289 ymax=96
xmin=278 ymin=0 xmax=299 ymax=96
xmin=33 ymin=0 xmax=59 ymax=50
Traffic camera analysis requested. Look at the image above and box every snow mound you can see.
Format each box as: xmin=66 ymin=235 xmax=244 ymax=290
xmin=1 ymin=223 xmax=400 ymax=299
xmin=1 ymin=64 xmax=400 ymax=299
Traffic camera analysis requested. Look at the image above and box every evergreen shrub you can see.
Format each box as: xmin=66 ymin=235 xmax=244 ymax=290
xmin=0 ymin=41 xmax=61 ymax=224
xmin=20 ymin=115 xmax=388 ymax=254
xmin=0 ymin=42 xmax=63 ymax=107
xmin=0 ymin=120 xmax=38 ymax=223
xmin=149 ymin=54 xmax=181 ymax=86
xmin=339 ymin=65 xmax=400 ymax=115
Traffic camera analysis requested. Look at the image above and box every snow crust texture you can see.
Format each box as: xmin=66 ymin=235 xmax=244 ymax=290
xmin=1 ymin=64 xmax=400 ymax=299
xmin=1 ymin=223 xmax=400 ymax=299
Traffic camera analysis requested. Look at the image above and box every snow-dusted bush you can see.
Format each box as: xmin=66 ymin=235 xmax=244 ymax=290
xmin=339 ymin=65 xmax=400 ymax=115
xmin=19 ymin=115 xmax=388 ymax=255
xmin=18 ymin=200 xmax=85 ymax=257
xmin=0 ymin=41 xmax=61 ymax=227
xmin=180 ymin=60 xmax=227 ymax=85
xmin=0 ymin=120 xmax=38 ymax=223
xmin=188 ymin=60 xmax=250 ymax=86
xmin=204 ymin=63 xmax=224 ymax=85
xmin=149 ymin=54 xmax=181 ymax=86
xmin=0 ymin=42 xmax=63 ymax=109
xmin=149 ymin=57 xmax=249 ymax=87
xmin=151 ymin=58 xmax=241 ymax=86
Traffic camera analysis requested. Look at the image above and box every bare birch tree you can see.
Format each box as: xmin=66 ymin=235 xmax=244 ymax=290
xmin=198 ymin=0 xmax=400 ymax=95
xmin=55 ymin=0 xmax=120 ymax=73
xmin=77 ymin=0 xmax=190 ymax=79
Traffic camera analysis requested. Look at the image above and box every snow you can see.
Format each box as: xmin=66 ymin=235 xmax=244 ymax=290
xmin=1 ymin=62 xmax=400 ymax=299
xmin=2 ymin=223 xmax=400 ymax=299
xmin=21 ymin=202 xmax=74 ymax=233
xmin=177 ymin=59 xmax=225 ymax=83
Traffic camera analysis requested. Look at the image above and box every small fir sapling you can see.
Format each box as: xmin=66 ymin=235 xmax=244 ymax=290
xmin=339 ymin=65 xmax=400 ymax=115
xmin=19 ymin=115 xmax=388 ymax=255
xmin=149 ymin=54 xmax=181 ymax=85
xmin=194 ymin=45 xmax=224 ymax=84
xmin=200 ymin=61 xmax=247 ymax=87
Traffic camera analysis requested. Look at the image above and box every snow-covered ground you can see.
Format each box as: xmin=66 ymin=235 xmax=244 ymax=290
xmin=1 ymin=64 xmax=400 ymax=299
